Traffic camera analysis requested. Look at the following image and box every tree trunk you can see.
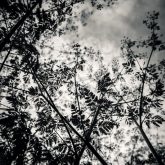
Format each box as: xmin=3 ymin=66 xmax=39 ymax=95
xmin=134 ymin=120 xmax=163 ymax=165
xmin=33 ymin=72 xmax=108 ymax=165
xmin=0 ymin=0 xmax=40 ymax=52
xmin=74 ymin=105 xmax=102 ymax=164
xmin=0 ymin=0 xmax=40 ymax=72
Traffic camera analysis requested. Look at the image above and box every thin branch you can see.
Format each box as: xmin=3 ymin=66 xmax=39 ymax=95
xmin=0 ymin=107 xmax=15 ymax=111
xmin=0 ymin=103 xmax=11 ymax=108
xmin=139 ymin=47 xmax=154 ymax=127
xmin=63 ymin=122 xmax=78 ymax=158
xmin=74 ymin=93 xmax=103 ymax=164
xmin=31 ymin=69 xmax=108 ymax=165
xmin=0 ymin=0 xmax=40 ymax=53
xmin=0 ymin=42 xmax=13 ymax=72
xmin=0 ymin=63 xmax=31 ymax=74
xmin=129 ymin=48 xmax=144 ymax=73
xmin=74 ymin=55 xmax=85 ymax=133
xmin=111 ymin=99 xmax=139 ymax=106
xmin=133 ymin=118 xmax=163 ymax=165
xmin=112 ymin=80 xmax=163 ymax=165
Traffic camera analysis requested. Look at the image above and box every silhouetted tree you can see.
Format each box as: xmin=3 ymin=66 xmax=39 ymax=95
xmin=0 ymin=0 xmax=164 ymax=164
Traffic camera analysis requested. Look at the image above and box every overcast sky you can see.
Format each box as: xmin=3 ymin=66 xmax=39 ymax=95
xmin=50 ymin=0 xmax=165 ymax=65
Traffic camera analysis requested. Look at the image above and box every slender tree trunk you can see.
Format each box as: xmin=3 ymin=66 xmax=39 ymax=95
xmin=0 ymin=0 xmax=40 ymax=72
xmin=74 ymin=103 xmax=102 ymax=164
xmin=134 ymin=119 xmax=163 ymax=165
xmin=32 ymin=71 xmax=108 ymax=165
xmin=0 ymin=0 xmax=40 ymax=52
xmin=137 ymin=45 xmax=163 ymax=164
xmin=74 ymin=142 xmax=86 ymax=165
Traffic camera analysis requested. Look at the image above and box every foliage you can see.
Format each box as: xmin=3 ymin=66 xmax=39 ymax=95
xmin=0 ymin=0 xmax=165 ymax=164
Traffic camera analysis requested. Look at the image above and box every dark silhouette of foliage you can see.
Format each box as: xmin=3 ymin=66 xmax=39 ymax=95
xmin=0 ymin=0 xmax=164 ymax=163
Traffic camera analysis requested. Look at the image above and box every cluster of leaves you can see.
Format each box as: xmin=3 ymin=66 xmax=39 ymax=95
xmin=119 ymin=11 xmax=165 ymax=129
xmin=0 ymin=0 xmax=119 ymax=164
xmin=70 ymin=104 xmax=90 ymax=129
xmin=0 ymin=111 xmax=33 ymax=164
xmin=98 ymin=73 xmax=112 ymax=93
xmin=76 ymin=73 xmax=117 ymax=136
xmin=125 ymin=145 xmax=165 ymax=165
xmin=90 ymin=0 xmax=117 ymax=10
xmin=0 ymin=1 xmax=165 ymax=163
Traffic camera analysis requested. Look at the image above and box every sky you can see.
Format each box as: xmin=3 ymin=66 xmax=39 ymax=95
xmin=53 ymin=0 xmax=165 ymax=64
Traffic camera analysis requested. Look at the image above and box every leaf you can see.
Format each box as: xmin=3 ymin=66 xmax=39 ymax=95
xmin=98 ymin=120 xmax=117 ymax=135
xmin=28 ymin=86 xmax=38 ymax=96
xmin=79 ymin=87 xmax=98 ymax=109
xmin=70 ymin=115 xmax=80 ymax=126
xmin=6 ymin=96 xmax=19 ymax=106
xmin=146 ymin=121 xmax=150 ymax=129
xmin=125 ymin=117 xmax=133 ymax=125
xmin=71 ymin=104 xmax=76 ymax=110
xmin=77 ymin=64 xmax=83 ymax=71
xmin=150 ymin=99 xmax=162 ymax=108
xmin=98 ymin=73 xmax=111 ymax=93
xmin=58 ymin=144 xmax=68 ymax=154
xmin=99 ymin=127 xmax=107 ymax=135
xmin=155 ymin=80 xmax=164 ymax=96
xmin=152 ymin=122 xmax=160 ymax=127
xmin=143 ymin=96 xmax=152 ymax=106
xmin=151 ymin=115 xmax=165 ymax=127
xmin=159 ymin=44 xmax=165 ymax=51
xmin=65 ymin=7 xmax=72 ymax=14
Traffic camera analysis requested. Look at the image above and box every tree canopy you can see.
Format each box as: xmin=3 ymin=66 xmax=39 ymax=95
xmin=0 ymin=0 xmax=165 ymax=165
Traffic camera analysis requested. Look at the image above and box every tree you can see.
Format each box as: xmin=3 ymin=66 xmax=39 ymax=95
xmin=0 ymin=0 xmax=117 ymax=164
xmin=0 ymin=0 xmax=117 ymax=66
xmin=0 ymin=0 xmax=164 ymax=164
xmin=108 ymin=11 xmax=165 ymax=164
xmin=0 ymin=0 xmax=83 ymax=72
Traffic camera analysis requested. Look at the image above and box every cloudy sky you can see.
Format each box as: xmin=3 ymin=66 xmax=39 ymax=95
xmin=49 ymin=0 xmax=165 ymax=65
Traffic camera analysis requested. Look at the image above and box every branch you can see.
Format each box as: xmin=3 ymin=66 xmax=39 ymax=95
xmin=133 ymin=117 xmax=163 ymax=165
xmin=0 ymin=107 xmax=15 ymax=111
xmin=0 ymin=0 xmax=40 ymax=52
xmin=63 ymin=122 xmax=78 ymax=158
xmin=139 ymin=47 xmax=154 ymax=127
xmin=0 ymin=42 xmax=13 ymax=72
xmin=74 ymin=94 xmax=103 ymax=164
xmin=31 ymin=69 xmax=108 ymax=165
xmin=112 ymin=82 xmax=163 ymax=165
xmin=111 ymin=99 xmax=139 ymax=106
xmin=0 ymin=63 xmax=31 ymax=74
xmin=74 ymin=55 xmax=85 ymax=133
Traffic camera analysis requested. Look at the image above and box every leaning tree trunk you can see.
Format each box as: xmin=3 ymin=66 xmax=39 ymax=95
xmin=32 ymin=71 xmax=108 ymax=165
xmin=136 ymin=46 xmax=163 ymax=164
xmin=134 ymin=119 xmax=163 ymax=165
xmin=74 ymin=104 xmax=102 ymax=164
xmin=0 ymin=0 xmax=40 ymax=72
